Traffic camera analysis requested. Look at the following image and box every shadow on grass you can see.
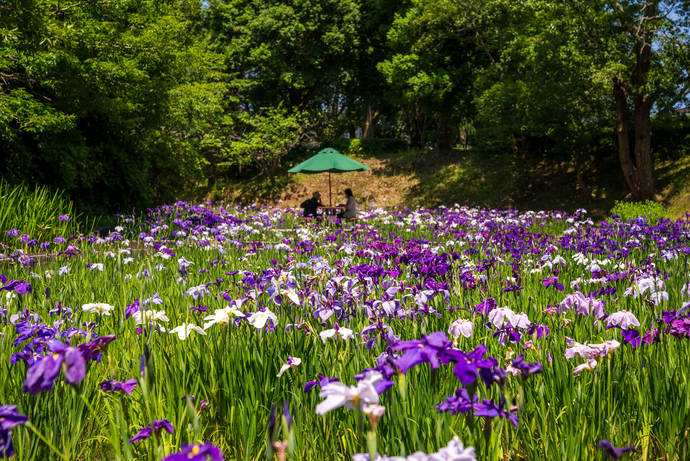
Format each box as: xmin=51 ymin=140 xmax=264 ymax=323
xmin=199 ymin=150 xmax=690 ymax=220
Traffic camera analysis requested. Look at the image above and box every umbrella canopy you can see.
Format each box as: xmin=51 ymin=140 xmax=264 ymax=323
xmin=288 ymin=148 xmax=371 ymax=174
xmin=288 ymin=148 xmax=371 ymax=207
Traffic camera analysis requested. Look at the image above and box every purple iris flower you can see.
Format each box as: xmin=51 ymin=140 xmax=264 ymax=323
xmin=526 ymin=323 xmax=549 ymax=339
xmin=19 ymin=234 xmax=30 ymax=243
xmin=541 ymin=277 xmax=564 ymax=291
xmin=0 ymin=280 xmax=32 ymax=295
xmin=436 ymin=388 xmax=480 ymax=415
xmin=22 ymin=352 xmax=64 ymax=395
xmin=475 ymin=297 xmax=497 ymax=316
xmin=474 ymin=396 xmax=519 ymax=428
xmin=510 ymin=354 xmax=543 ymax=380
xmin=0 ymin=405 xmax=29 ymax=458
xmin=161 ymin=443 xmax=223 ymax=461
xmin=453 ymin=344 xmax=499 ymax=386
xmin=129 ymin=419 xmax=174 ymax=443
xmin=77 ymin=335 xmax=116 ymax=362
xmin=100 ymin=379 xmax=138 ymax=395
xmin=621 ymin=329 xmax=641 ymax=348
xmin=597 ymin=440 xmax=636 ymax=460
xmin=54 ymin=236 xmax=66 ymax=245
xmin=6 ymin=229 xmax=20 ymax=238
xmin=392 ymin=331 xmax=458 ymax=373
xmin=479 ymin=366 xmax=507 ymax=388
xmin=304 ymin=373 xmax=340 ymax=393
xmin=59 ymin=215 xmax=70 ymax=222
xmin=125 ymin=300 xmax=140 ymax=319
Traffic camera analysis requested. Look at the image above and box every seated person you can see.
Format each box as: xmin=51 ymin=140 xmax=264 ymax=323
xmin=336 ymin=188 xmax=357 ymax=219
xmin=300 ymin=191 xmax=323 ymax=218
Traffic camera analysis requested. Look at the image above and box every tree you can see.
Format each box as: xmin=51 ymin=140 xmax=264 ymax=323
xmin=378 ymin=0 xmax=481 ymax=149
xmin=608 ymin=0 xmax=690 ymax=200
xmin=224 ymin=107 xmax=315 ymax=187
xmin=0 ymin=0 xmax=226 ymax=213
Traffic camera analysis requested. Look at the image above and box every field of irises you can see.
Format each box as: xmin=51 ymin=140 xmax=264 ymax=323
xmin=1 ymin=203 xmax=689 ymax=461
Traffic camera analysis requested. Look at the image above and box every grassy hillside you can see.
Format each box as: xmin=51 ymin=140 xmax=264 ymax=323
xmin=205 ymin=149 xmax=690 ymax=221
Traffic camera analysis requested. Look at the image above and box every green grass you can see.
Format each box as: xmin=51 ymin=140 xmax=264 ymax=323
xmin=0 ymin=181 xmax=85 ymax=248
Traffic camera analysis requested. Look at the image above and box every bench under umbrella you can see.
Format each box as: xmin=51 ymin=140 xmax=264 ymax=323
xmin=287 ymin=148 xmax=371 ymax=206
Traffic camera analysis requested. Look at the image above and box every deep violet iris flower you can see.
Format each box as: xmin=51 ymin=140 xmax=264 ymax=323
xmin=510 ymin=354 xmax=543 ymax=380
xmin=453 ymin=344 xmax=499 ymax=386
xmin=0 ymin=405 xmax=29 ymax=458
xmin=304 ymin=373 xmax=340 ymax=393
xmin=0 ymin=280 xmax=32 ymax=295
xmin=129 ymin=419 xmax=174 ymax=443
xmin=597 ymin=440 xmax=636 ymax=460
xmin=22 ymin=342 xmax=86 ymax=395
xmin=473 ymin=396 xmax=519 ymax=428
xmin=392 ymin=331 xmax=459 ymax=373
xmin=162 ymin=443 xmax=223 ymax=461
xmin=99 ymin=379 xmax=138 ymax=395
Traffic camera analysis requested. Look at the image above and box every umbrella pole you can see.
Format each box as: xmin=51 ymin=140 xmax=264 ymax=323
xmin=329 ymin=172 xmax=332 ymax=206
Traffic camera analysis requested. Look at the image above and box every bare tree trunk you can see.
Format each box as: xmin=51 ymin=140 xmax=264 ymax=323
xmin=436 ymin=114 xmax=452 ymax=150
xmin=511 ymin=133 xmax=532 ymax=192
xmin=574 ymin=151 xmax=593 ymax=198
xmin=612 ymin=77 xmax=640 ymax=199
xmin=630 ymin=1 xmax=658 ymax=200
xmin=363 ymin=105 xmax=375 ymax=138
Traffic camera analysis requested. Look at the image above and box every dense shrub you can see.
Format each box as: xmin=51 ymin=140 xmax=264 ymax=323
xmin=322 ymin=138 xmax=409 ymax=156
xmin=610 ymin=200 xmax=668 ymax=223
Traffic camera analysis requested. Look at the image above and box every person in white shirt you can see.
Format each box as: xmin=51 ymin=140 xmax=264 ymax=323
xmin=337 ymin=188 xmax=357 ymax=219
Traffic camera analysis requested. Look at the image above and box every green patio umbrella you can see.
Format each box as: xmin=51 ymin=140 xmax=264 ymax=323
xmin=288 ymin=147 xmax=371 ymax=206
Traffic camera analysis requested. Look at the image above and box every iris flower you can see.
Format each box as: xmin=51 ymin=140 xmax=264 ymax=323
xmin=247 ymin=308 xmax=278 ymax=329
xmin=315 ymin=372 xmax=382 ymax=414
xmin=304 ymin=374 xmax=339 ymax=393
xmin=487 ymin=307 xmax=516 ymax=329
xmin=277 ymin=356 xmax=301 ymax=377
xmin=448 ymin=318 xmax=474 ymax=339
xmin=161 ymin=443 xmax=223 ymax=461
xmin=392 ymin=331 xmax=456 ymax=373
xmin=169 ymin=323 xmax=207 ymax=340
xmin=606 ymin=311 xmax=640 ymax=330
xmin=82 ymin=303 xmax=115 ymax=316
xmin=129 ymin=419 xmax=174 ymax=443
xmin=597 ymin=440 xmax=636 ymax=460
xmin=23 ymin=342 xmax=86 ymax=395
xmin=319 ymin=323 xmax=354 ymax=343
xmin=203 ymin=306 xmax=244 ymax=330
xmin=0 ymin=405 xmax=29 ymax=458
xmin=99 ymin=379 xmax=138 ymax=395
xmin=509 ymin=354 xmax=543 ymax=379
xmin=132 ymin=309 xmax=169 ymax=325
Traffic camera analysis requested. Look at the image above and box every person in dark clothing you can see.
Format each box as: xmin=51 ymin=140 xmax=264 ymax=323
xmin=300 ymin=191 xmax=323 ymax=218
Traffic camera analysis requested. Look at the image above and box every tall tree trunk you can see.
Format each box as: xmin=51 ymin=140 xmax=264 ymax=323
xmin=612 ymin=77 xmax=640 ymax=199
xmin=436 ymin=114 xmax=452 ymax=150
xmin=409 ymin=106 xmax=424 ymax=149
xmin=363 ymin=105 xmax=375 ymax=138
xmin=511 ymin=133 xmax=532 ymax=192
xmin=630 ymin=1 xmax=658 ymax=200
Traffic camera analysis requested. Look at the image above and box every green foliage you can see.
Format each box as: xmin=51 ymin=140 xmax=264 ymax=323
xmin=0 ymin=181 xmax=77 ymax=246
xmin=0 ymin=0 xmax=228 ymax=215
xmin=323 ymin=138 xmax=409 ymax=157
xmin=611 ymin=200 xmax=669 ymax=223
xmin=224 ymin=107 xmax=314 ymax=186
